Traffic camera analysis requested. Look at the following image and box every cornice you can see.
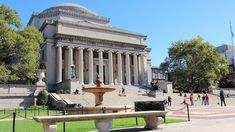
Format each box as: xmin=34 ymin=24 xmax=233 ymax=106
xmin=54 ymin=33 xmax=147 ymax=50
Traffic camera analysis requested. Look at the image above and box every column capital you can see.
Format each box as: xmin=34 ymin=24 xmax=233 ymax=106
xmin=67 ymin=45 xmax=74 ymax=49
xmin=56 ymin=45 xmax=63 ymax=48
xmin=132 ymin=52 xmax=138 ymax=56
xmin=88 ymin=48 xmax=94 ymax=51
xmin=108 ymin=50 xmax=114 ymax=53
xmin=117 ymin=51 xmax=123 ymax=54
xmin=98 ymin=49 xmax=104 ymax=52
xmin=76 ymin=47 xmax=84 ymax=50
xmin=124 ymin=52 xmax=130 ymax=55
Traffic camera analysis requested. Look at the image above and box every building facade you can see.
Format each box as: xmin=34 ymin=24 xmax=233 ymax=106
xmin=28 ymin=3 xmax=152 ymax=91
xmin=216 ymin=44 xmax=235 ymax=72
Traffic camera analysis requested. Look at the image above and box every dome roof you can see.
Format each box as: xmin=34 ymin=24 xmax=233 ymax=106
xmin=40 ymin=3 xmax=97 ymax=17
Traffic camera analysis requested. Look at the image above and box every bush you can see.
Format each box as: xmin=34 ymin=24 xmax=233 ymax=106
xmin=56 ymin=89 xmax=64 ymax=94
xmin=64 ymin=90 xmax=70 ymax=94
xmin=37 ymin=90 xmax=48 ymax=106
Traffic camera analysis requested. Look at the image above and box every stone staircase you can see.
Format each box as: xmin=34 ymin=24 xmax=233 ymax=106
xmin=58 ymin=85 xmax=167 ymax=108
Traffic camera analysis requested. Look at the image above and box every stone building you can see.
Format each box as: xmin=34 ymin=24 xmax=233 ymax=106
xmin=28 ymin=3 xmax=152 ymax=92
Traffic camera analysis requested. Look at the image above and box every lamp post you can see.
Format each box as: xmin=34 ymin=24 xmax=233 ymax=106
xmin=165 ymin=71 xmax=168 ymax=81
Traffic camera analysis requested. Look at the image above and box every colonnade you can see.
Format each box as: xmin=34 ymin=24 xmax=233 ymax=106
xmin=56 ymin=46 xmax=146 ymax=85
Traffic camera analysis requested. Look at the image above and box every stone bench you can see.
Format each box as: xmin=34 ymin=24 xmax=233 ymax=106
xmin=33 ymin=111 xmax=167 ymax=132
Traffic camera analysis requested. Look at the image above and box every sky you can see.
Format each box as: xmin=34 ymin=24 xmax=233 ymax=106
xmin=1 ymin=0 xmax=235 ymax=67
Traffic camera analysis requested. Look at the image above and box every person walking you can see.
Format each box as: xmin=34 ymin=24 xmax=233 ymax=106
xmin=204 ymin=94 xmax=209 ymax=105
xmin=189 ymin=93 xmax=194 ymax=106
xmin=219 ymin=90 xmax=226 ymax=107
xmin=168 ymin=96 xmax=172 ymax=106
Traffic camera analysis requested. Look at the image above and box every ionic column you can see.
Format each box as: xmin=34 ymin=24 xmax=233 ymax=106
xmin=108 ymin=50 xmax=114 ymax=85
xmin=98 ymin=49 xmax=104 ymax=82
xmin=141 ymin=54 xmax=146 ymax=85
xmin=56 ymin=45 xmax=63 ymax=83
xmin=88 ymin=48 xmax=94 ymax=85
xmin=133 ymin=53 xmax=139 ymax=85
xmin=117 ymin=51 xmax=123 ymax=85
xmin=67 ymin=46 xmax=73 ymax=80
xmin=79 ymin=47 xmax=84 ymax=85
xmin=125 ymin=52 xmax=131 ymax=85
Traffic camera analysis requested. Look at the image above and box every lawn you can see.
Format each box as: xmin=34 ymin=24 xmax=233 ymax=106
xmin=0 ymin=118 xmax=186 ymax=132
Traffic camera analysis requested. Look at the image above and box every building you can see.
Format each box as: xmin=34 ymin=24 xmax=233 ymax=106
xmin=216 ymin=44 xmax=235 ymax=72
xmin=28 ymin=3 xmax=152 ymax=92
xmin=151 ymin=67 xmax=166 ymax=80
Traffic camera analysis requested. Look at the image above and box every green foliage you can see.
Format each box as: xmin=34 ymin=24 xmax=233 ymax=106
xmin=160 ymin=37 xmax=228 ymax=92
xmin=0 ymin=4 xmax=22 ymax=28
xmin=37 ymin=90 xmax=48 ymax=106
xmin=0 ymin=5 xmax=43 ymax=83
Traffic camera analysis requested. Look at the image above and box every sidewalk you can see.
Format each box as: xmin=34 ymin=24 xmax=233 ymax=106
xmin=107 ymin=117 xmax=235 ymax=132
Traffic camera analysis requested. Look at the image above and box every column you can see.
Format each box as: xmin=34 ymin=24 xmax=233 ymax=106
xmin=67 ymin=46 xmax=73 ymax=80
xmin=79 ymin=47 xmax=84 ymax=85
xmin=98 ymin=49 xmax=104 ymax=82
xmin=125 ymin=52 xmax=131 ymax=85
xmin=56 ymin=45 xmax=62 ymax=83
xmin=88 ymin=48 xmax=94 ymax=85
xmin=133 ymin=53 xmax=139 ymax=85
xmin=108 ymin=50 xmax=114 ymax=85
xmin=117 ymin=51 xmax=123 ymax=85
xmin=141 ymin=54 xmax=146 ymax=85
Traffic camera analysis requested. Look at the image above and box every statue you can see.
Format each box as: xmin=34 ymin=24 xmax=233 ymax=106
xmin=71 ymin=65 xmax=76 ymax=79
xmin=96 ymin=74 xmax=102 ymax=87
xmin=151 ymin=79 xmax=160 ymax=91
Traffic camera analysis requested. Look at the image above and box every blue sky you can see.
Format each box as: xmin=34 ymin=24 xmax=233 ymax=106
xmin=1 ymin=0 xmax=235 ymax=67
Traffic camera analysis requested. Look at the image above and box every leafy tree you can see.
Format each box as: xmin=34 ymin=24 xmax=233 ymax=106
xmin=0 ymin=4 xmax=43 ymax=83
xmin=37 ymin=90 xmax=48 ymax=106
xmin=160 ymin=37 xmax=228 ymax=92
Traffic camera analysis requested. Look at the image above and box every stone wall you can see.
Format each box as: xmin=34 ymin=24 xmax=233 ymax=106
xmin=0 ymin=84 xmax=45 ymax=109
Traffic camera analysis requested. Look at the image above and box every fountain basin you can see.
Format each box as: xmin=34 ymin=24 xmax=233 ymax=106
xmin=82 ymin=87 xmax=115 ymax=93
xmin=82 ymin=87 xmax=115 ymax=106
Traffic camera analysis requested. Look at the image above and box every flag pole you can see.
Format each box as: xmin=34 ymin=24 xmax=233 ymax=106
xmin=230 ymin=21 xmax=234 ymax=71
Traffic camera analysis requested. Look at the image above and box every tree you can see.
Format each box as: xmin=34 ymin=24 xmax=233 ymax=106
xmin=37 ymin=90 xmax=48 ymax=106
xmin=160 ymin=37 xmax=228 ymax=92
xmin=0 ymin=5 xmax=43 ymax=83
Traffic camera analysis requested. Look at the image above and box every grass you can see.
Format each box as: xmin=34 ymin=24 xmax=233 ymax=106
xmin=0 ymin=118 xmax=186 ymax=132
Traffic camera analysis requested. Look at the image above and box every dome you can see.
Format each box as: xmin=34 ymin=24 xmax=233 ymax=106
xmin=55 ymin=3 xmax=97 ymax=16
xmin=38 ymin=3 xmax=110 ymax=24
xmin=39 ymin=3 xmax=97 ymax=17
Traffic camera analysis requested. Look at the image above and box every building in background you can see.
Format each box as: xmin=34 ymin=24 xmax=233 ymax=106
xmin=28 ymin=3 xmax=152 ymax=92
xmin=216 ymin=44 xmax=235 ymax=72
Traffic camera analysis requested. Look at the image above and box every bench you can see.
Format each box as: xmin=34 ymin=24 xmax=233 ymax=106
xmin=33 ymin=111 xmax=167 ymax=132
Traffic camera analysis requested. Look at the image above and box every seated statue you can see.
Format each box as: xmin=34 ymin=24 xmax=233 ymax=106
xmin=96 ymin=74 xmax=102 ymax=87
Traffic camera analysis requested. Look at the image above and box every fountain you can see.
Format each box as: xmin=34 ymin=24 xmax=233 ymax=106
xmin=82 ymin=77 xmax=115 ymax=106
xmin=66 ymin=76 xmax=131 ymax=114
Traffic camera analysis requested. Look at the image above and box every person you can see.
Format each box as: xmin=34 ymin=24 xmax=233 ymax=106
xmin=201 ymin=93 xmax=205 ymax=105
xmin=119 ymin=86 xmax=126 ymax=96
xmin=122 ymin=87 xmax=125 ymax=94
xmin=73 ymin=89 xmax=79 ymax=94
xmin=197 ymin=93 xmax=201 ymax=101
xmin=168 ymin=96 xmax=172 ymax=106
xmin=219 ymin=90 xmax=226 ymax=107
xmin=204 ymin=94 xmax=209 ymax=105
xmin=189 ymin=93 xmax=194 ymax=106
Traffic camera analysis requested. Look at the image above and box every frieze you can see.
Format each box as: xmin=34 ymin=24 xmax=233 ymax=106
xmin=54 ymin=34 xmax=146 ymax=52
